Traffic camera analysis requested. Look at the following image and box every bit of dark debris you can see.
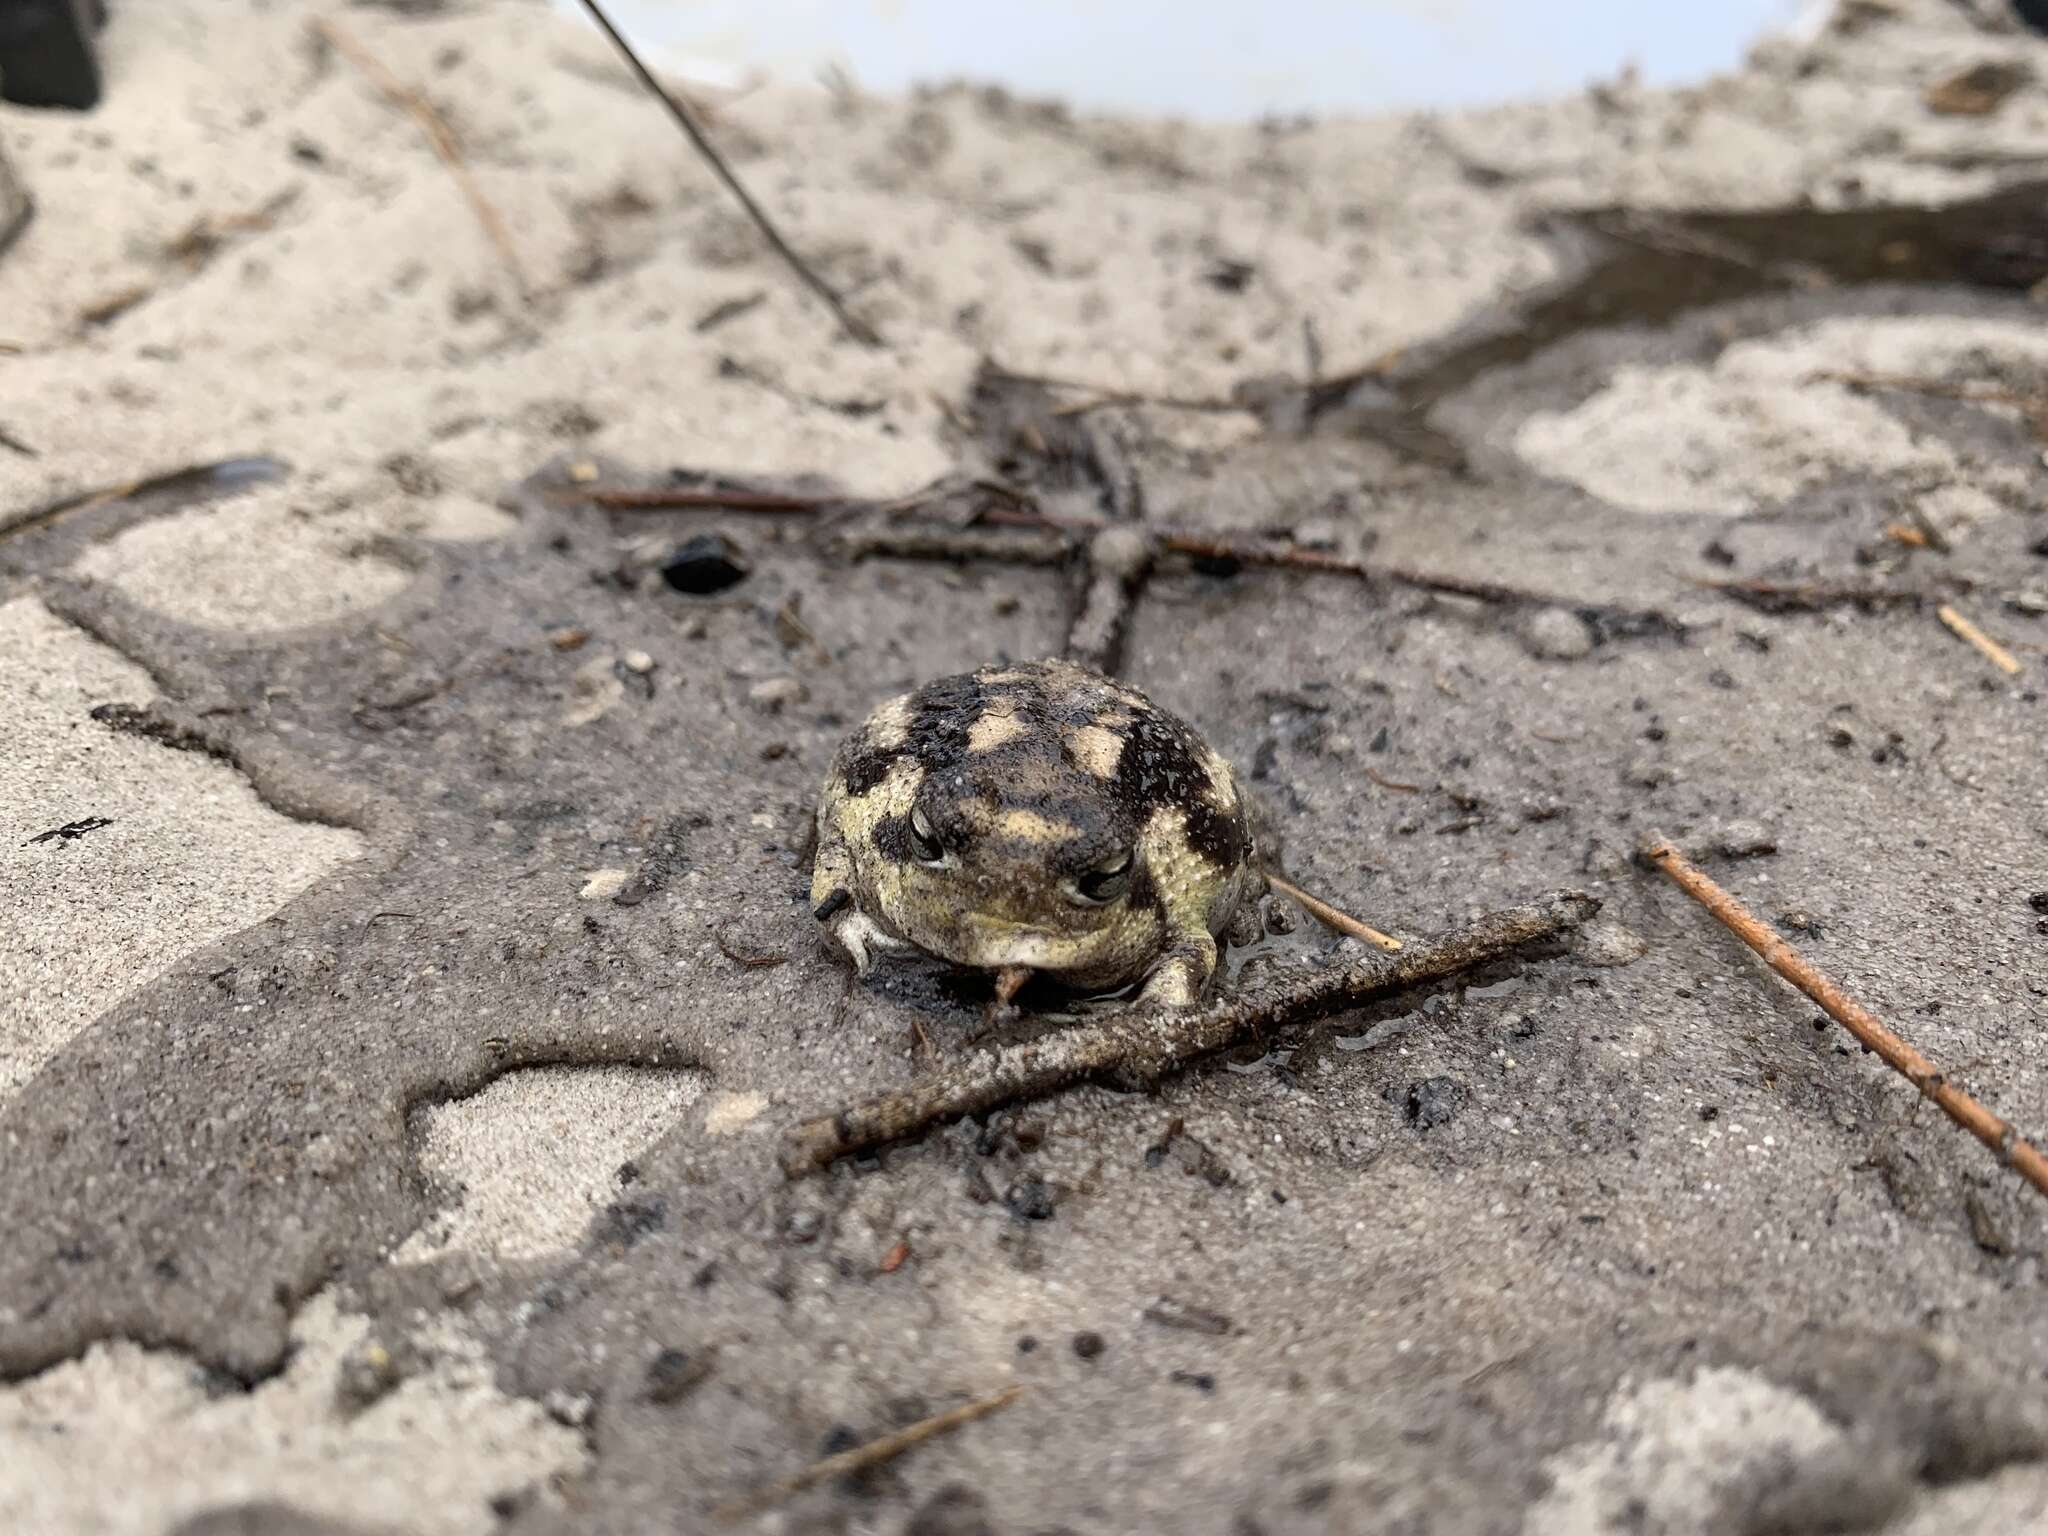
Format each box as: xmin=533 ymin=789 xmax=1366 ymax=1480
xmin=693 ymin=290 xmax=767 ymax=333
xmin=1169 ymin=1370 xmax=1218 ymax=1392
xmin=1003 ymin=1178 xmax=1057 ymax=1222
xmin=1072 ymin=1331 xmax=1106 ymax=1360
xmin=25 ymin=816 xmax=114 ymax=847
xmin=1406 ymin=1076 xmax=1466 ymax=1130
xmin=1965 ymin=1190 xmax=2012 ymax=1255
xmin=1202 ymin=258 xmax=1256 ymax=293
xmin=595 ymin=1194 xmax=668 ymax=1249
xmin=90 ymin=701 xmax=233 ymax=759
xmin=1143 ymin=1296 xmax=1234 ymax=1337
xmin=1143 ymin=1117 xmax=1231 ymax=1186
xmin=644 ymin=1346 xmax=713 ymax=1404
xmin=2029 ymin=892 xmax=2048 ymax=914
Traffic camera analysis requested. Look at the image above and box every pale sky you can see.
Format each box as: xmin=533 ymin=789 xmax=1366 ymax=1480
xmin=552 ymin=0 xmax=1823 ymax=118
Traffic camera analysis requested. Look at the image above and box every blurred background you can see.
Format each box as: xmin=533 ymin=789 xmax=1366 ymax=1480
xmin=551 ymin=0 xmax=1828 ymax=116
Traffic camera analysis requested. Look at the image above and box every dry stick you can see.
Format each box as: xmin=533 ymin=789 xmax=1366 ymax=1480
xmin=572 ymin=0 xmax=882 ymax=347
xmin=781 ymin=888 xmax=1597 ymax=1176
xmin=311 ymin=19 xmax=532 ymax=303
xmin=1263 ymin=871 xmax=1402 ymax=952
xmin=1642 ymin=839 xmax=2048 ymax=1204
xmin=712 ymin=1385 xmax=1023 ymax=1522
xmin=980 ymin=508 xmax=1657 ymax=617
xmin=1936 ymin=603 xmax=2023 ymax=676
xmin=986 ymin=364 xmax=1247 ymax=416
xmin=583 ymin=485 xmax=847 ymax=513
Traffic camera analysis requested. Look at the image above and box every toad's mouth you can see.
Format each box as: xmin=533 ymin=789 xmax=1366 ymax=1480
xmin=940 ymin=914 xmax=1109 ymax=976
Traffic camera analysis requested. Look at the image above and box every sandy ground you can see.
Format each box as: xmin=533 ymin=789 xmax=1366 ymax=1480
xmin=2 ymin=0 xmax=2047 ymax=1532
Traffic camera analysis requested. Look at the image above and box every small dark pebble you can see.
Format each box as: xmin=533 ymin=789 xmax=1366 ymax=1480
xmin=1707 ymin=669 xmax=1737 ymax=690
xmin=1405 ymin=1076 xmax=1466 ymax=1130
xmin=1144 ymin=1296 xmax=1234 ymax=1336
xmin=1699 ymin=1105 xmax=1720 ymax=1122
xmin=659 ymin=533 xmax=749 ymax=595
xmin=820 ymin=1424 xmax=863 ymax=1457
xmin=1203 ymin=257 xmax=1257 ymax=293
xmin=1003 ymin=1178 xmax=1057 ymax=1222
xmin=1017 ymin=1335 xmax=1038 ymax=1354
xmin=2029 ymin=892 xmax=2048 ymax=914
xmin=2031 ymin=532 xmax=2048 ymax=558
xmin=1702 ymin=539 xmax=1737 ymax=567
xmin=1170 ymin=1370 xmax=1217 ymax=1392
xmin=644 ymin=1347 xmax=712 ymax=1404
xmin=1073 ymin=1331 xmax=1106 ymax=1360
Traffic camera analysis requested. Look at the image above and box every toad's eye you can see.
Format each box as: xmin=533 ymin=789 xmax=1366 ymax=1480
xmin=1070 ymin=849 xmax=1133 ymax=905
xmin=909 ymin=807 xmax=944 ymax=864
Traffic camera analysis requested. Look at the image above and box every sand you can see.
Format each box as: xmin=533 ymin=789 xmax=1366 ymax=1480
xmin=2 ymin=0 xmax=2047 ymax=1530
xmin=0 ymin=596 xmax=363 ymax=1102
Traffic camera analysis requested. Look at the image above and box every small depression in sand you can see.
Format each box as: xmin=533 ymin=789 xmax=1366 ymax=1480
xmin=1514 ymin=315 xmax=2048 ymax=522
xmin=0 ymin=597 xmax=363 ymax=1106
xmin=396 ymin=1065 xmax=707 ymax=1264
xmin=0 ymin=1291 xmax=588 ymax=1536
xmin=70 ymin=482 xmax=412 ymax=632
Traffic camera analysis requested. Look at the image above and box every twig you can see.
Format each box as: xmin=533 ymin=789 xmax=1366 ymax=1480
xmin=583 ymin=485 xmax=845 ymax=513
xmin=986 ymin=364 xmax=1248 ymax=417
xmin=1936 ymin=603 xmax=2022 ymax=676
xmin=311 ymin=18 xmax=532 ymax=302
xmin=1263 ymin=871 xmax=1401 ymax=952
xmin=1363 ymin=766 xmax=1421 ymax=794
xmin=712 ymin=1385 xmax=1023 ymax=1521
xmin=572 ymin=0 xmax=881 ymax=347
xmin=1641 ymin=838 xmax=2048 ymax=1204
xmin=1 ymin=457 xmax=288 ymax=542
xmin=781 ymin=888 xmax=1598 ymax=1175
xmin=1698 ymin=577 xmax=1950 ymax=613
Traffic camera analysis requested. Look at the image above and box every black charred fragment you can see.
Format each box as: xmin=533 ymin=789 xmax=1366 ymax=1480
xmin=25 ymin=816 xmax=114 ymax=847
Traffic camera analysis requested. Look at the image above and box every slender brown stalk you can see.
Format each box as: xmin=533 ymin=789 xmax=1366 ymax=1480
xmin=311 ymin=19 xmax=532 ymax=302
xmin=573 ymin=0 xmax=881 ymax=346
xmin=712 ymin=1386 xmax=1023 ymax=1521
xmin=1263 ymin=872 xmax=1402 ymax=951
xmin=1642 ymin=838 xmax=2048 ymax=1203
xmin=584 ymin=485 xmax=844 ymax=513
xmin=1937 ymin=604 xmax=2023 ymax=676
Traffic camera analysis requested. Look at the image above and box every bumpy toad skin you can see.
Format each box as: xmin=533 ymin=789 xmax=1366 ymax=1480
xmin=809 ymin=658 xmax=1261 ymax=1007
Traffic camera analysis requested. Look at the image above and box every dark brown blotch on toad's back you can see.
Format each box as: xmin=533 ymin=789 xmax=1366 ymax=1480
xmin=1108 ymin=709 xmax=1250 ymax=870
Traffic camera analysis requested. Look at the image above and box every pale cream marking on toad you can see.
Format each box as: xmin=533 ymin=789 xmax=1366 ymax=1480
xmin=864 ymin=693 xmax=914 ymax=751
xmin=1064 ymin=723 xmax=1125 ymax=779
xmin=1202 ymin=747 xmax=1241 ymax=811
xmin=977 ymin=668 xmax=1031 ymax=685
xmin=996 ymin=807 xmax=1083 ymax=844
xmin=968 ymin=709 xmax=1030 ymax=753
